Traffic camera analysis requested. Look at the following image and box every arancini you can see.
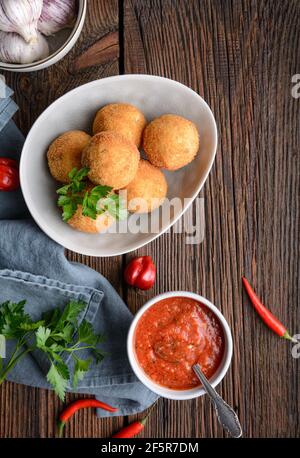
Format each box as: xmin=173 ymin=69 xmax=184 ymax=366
xmin=93 ymin=103 xmax=146 ymax=147
xmin=124 ymin=159 xmax=167 ymax=213
xmin=82 ymin=131 xmax=140 ymax=189
xmin=67 ymin=205 xmax=114 ymax=234
xmin=143 ymin=114 xmax=199 ymax=170
xmin=47 ymin=130 xmax=91 ymax=183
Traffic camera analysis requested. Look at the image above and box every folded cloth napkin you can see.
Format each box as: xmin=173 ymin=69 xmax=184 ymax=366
xmin=0 ymin=86 xmax=157 ymax=417
xmin=0 ymin=82 xmax=18 ymax=132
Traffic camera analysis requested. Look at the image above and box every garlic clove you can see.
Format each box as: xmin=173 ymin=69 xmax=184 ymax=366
xmin=15 ymin=21 xmax=39 ymax=45
xmin=0 ymin=31 xmax=49 ymax=65
xmin=38 ymin=0 xmax=76 ymax=36
xmin=0 ymin=0 xmax=43 ymax=44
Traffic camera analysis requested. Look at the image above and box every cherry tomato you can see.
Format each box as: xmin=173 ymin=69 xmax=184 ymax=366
xmin=124 ymin=256 xmax=156 ymax=290
xmin=0 ymin=158 xmax=18 ymax=169
xmin=0 ymin=161 xmax=20 ymax=191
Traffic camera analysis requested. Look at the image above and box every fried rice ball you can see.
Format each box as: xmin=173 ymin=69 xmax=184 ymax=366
xmin=47 ymin=130 xmax=91 ymax=183
xmin=124 ymin=160 xmax=167 ymax=213
xmin=143 ymin=114 xmax=199 ymax=170
xmin=67 ymin=205 xmax=114 ymax=234
xmin=92 ymin=103 xmax=146 ymax=147
xmin=81 ymin=131 xmax=140 ymax=189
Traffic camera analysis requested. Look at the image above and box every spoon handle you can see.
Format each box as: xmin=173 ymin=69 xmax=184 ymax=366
xmin=193 ymin=364 xmax=242 ymax=438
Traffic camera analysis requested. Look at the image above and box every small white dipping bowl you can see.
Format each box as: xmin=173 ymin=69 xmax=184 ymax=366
xmin=127 ymin=291 xmax=233 ymax=400
xmin=20 ymin=75 xmax=217 ymax=257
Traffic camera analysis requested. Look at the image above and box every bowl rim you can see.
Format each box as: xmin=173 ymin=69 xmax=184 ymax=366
xmin=0 ymin=0 xmax=87 ymax=70
xmin=20 ymin=74 xmax=218 ymax=257
xmin=127 ymin=291 xmax=233 ymax=400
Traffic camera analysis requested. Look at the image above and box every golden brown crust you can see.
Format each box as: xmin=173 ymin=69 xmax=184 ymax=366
xmin=124 ymin=159 xmax=167 ymax=213
xmin=67 ymin=205 xmax=113 ymax=233
xmin=93 ymin=103 xmax=146 ymax=147
xmin=82 ymin=131 xmax=140 ymax=189
xmin=47 ymin=130 xmax=91 ymax=183
xmin=143 ymin=114 xmax=199 ymax=170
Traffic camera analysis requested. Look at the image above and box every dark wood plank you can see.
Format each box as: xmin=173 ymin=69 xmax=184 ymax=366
xmin=1 ymin=0 xmax=123 ymax=439
xmin=123 ymin=0 xmax=300 ymax=438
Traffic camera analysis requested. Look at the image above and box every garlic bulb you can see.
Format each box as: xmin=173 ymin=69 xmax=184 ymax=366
xmin=38 ymin=0 xmax=76 ymax=36
xmin=0 ymin=31 xmax=49 ymax=64
xmin=0 ymin=0 xmax=43 ymax=44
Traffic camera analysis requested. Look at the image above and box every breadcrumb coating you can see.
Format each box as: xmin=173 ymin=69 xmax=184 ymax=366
xmin=67 ymin=205 xmax=113 ymax=233
xmin=82 ymin=131 xmax=140 ymax=189
xmin=93 ymin=103 xmax=146 ymax=147
xmin=143 ymin=114 xmax=199 ymax=170
xmin=124 ymin=159 xmax=167 ymax=213
xmin=47 ymin=130 xmax=91 ymax=183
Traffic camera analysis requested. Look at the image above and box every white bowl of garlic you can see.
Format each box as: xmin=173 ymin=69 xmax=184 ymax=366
xmin=0 ymin=0 xmax=87 ymax=72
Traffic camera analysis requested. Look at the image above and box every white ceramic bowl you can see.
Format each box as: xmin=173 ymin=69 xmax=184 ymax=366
xmin=20 ymin=74 xmax=217 ymax=256
xmin=127 ymin=291 xmax=233 ymax=400
xmin=0 ymin=0 xmax=87 ymax=72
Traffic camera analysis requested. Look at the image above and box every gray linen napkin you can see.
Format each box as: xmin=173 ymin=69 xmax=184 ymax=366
xmin=0 ymin=87 xmax=157 ymax=417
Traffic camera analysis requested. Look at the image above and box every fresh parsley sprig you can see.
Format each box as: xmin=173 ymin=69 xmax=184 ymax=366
xmin=82 ymin=185 xmax=112 ymax=220
xmin=56 ymin=167 xmax=90 ymax=222
xmin=56 ymin=168 xmax=128 ymax=222
xmin=0 ymin=300 xmax=105 ymax=401
xmin=97 ymin=193 xmax=128 ymax=221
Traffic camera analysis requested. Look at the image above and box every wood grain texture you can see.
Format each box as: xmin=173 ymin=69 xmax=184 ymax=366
xmin=0 ymin=0 xmax=299 ymax=438
xmin=123 ymin=0 xmax=300 ymax=438
xmin=72 ymin=31 xmax=119 ymax=72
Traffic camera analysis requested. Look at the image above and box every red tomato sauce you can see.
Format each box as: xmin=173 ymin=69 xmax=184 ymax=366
xmin=134 ymin=297 xmax=225 ymax=389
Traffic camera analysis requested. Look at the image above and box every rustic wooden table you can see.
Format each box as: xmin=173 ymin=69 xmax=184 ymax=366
xmin=1 ymin=0 xmax=299 ymax=438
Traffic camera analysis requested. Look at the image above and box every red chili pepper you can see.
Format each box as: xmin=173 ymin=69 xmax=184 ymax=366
xmin=242 ymin=277 xmax=296 ymax=342
xmin=112 ymin=418 xmax=147 ymax=438
xmin=112 ymin=402 xmax=156 ymax=438
xmin=124 ymin=256 xmax=156 ymax=290
xmin=0 ymin=158 xmax=20 ymax=191
xmin=58 ymin=399 xmax=118 ymax=437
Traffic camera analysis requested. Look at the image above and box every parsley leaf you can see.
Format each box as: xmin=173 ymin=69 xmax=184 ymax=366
xmin=78 ymin=320 xmax=101 ymax=346
xmin=0 ymin=300 xmax=105 ymax=401
xmin=82 ymin=186 xmax=113 ymax=220
xmin=92 ymin=348 xmax=105 ymax=364
xmin=47 ymin=364 xmax=68 ymax=401
xmin=53 ymin=300 xmax=86 ymax=329
xmin=56 ymin=167 xmax=90 ymax=221
xmin=36 ymin=326 xmax=51 ymax=349
xmin=82 ymin=191 xmax=97 ymax=219
xmin=73 ymin=356 xmax=92 ymax=388
xmin=98 ymin=194 xmax=128 ymax=221
xmin=0 ymin=300 xmax=34 ymax=339
xmin=83 ymin=187 xmax=128 ymax=221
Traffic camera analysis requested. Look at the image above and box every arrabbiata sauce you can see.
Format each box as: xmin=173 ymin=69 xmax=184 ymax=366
xmin=134 ymin=297 xmax=225 ymax=390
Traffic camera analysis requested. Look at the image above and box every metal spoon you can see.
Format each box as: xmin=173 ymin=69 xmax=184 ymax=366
xmin=193 ymin=363 xmax=242 ymax=438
